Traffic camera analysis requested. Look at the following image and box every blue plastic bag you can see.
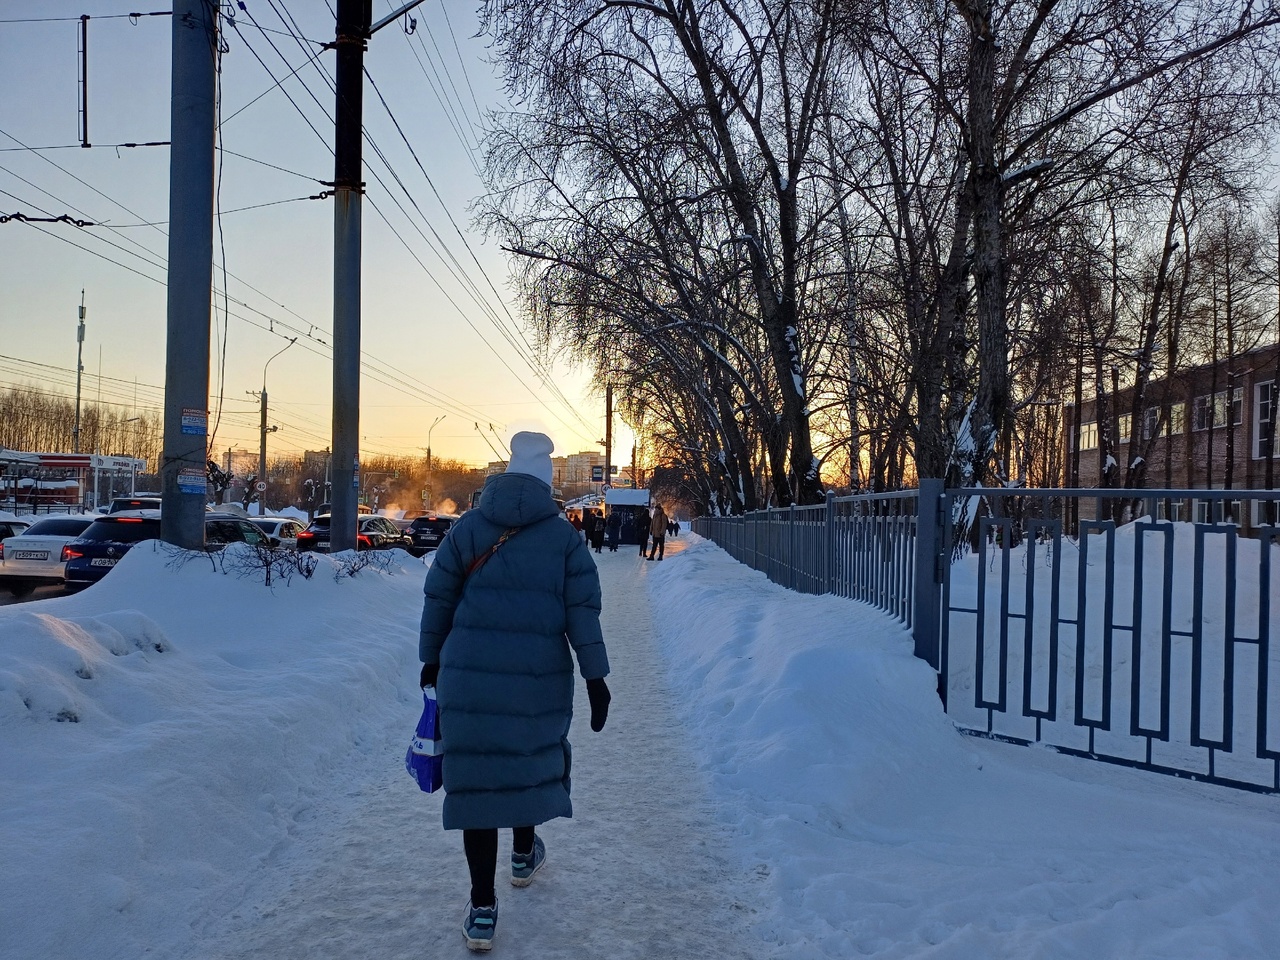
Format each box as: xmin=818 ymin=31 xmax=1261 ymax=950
xmin=405 ymin=687 xmax=443 ymax=793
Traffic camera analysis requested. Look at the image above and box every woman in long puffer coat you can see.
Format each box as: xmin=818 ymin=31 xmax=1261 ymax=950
xmin=604 ymin=509 xmax=622 ymax=551
xmin=419 ymin=431 xmax=612 ymax=952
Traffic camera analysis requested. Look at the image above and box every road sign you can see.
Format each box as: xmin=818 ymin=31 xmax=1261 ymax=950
xmin=601 ymin=483 xmax=611 ymax=493
xmin=254 ymin=480 xmax=267 ymax=492
xmin=591 ymin=465 xmax=604 ymax=481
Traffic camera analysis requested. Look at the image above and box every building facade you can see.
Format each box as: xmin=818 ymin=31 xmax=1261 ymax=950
xmin=1065 ymin=342 xmax=1280 ymax=527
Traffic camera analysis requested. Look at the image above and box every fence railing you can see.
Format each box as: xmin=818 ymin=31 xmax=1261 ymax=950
xmin=1 ymin=500 xmax=91 ymax=516
xmin=696 ymin=488 xmax=920 ymax=613
xmin=694 ymin=485 xmax=1280 ymax=794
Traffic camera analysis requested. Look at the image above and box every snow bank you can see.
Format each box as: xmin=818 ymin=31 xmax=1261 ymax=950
xmin=0 ymin=543 xmax=428 ymax=960
xmin=648 ymin=536 xmax=1280 ymax=959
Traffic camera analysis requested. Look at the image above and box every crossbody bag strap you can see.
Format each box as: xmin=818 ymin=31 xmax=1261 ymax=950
xmin=462 ymin=526 xmax=520 ymax=586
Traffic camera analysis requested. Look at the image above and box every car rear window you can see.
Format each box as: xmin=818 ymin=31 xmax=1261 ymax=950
xmin=411 ymin=518 xmax=453 ymax=532
xmin=80 ymin=518 xmax=162 ymax=543
xmin=109 ymin=498 xmax=162 ymax=513
xmin=23 ymin=517 xmax=94 ymax=537
xmin=308 ymin=516 xmax=332 ymax=530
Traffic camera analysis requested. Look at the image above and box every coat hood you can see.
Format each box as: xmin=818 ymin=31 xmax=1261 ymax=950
xmin=479 ymin=472 xmax=560 ymax=528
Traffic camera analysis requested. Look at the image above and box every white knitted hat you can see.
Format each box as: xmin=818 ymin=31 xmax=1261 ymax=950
xmin=505 ymin=431 xmax=554 ymax=487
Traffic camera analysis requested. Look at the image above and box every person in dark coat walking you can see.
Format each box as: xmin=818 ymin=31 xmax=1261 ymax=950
xmin=587 ymin=508 xmax=606 ymax=553
xmin=635 ymin=505 xmax=651 ymax=556
xmin=604 ymin=509 xmax=621 ymax=551
xmin=419 ymin=431 xmax=612 ymax=952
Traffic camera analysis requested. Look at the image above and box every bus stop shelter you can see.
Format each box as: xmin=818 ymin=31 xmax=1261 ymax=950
xmin=604 ymin=487 xmax=650 ymax=545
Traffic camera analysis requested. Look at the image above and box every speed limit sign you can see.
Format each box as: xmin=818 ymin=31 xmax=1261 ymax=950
xmin=254 ymin=480 xmax=267 ymax=492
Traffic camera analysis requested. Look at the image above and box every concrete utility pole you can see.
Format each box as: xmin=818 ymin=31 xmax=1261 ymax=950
xmin=329 ymin=0 xmax=366 ymax=551
xmin=329 ymin=0 xmax=425 ymax=550
xmin=161 ymin=0 xmax=217 ymax=549
xmin=73 ymin=291 xmax=86 ymax=454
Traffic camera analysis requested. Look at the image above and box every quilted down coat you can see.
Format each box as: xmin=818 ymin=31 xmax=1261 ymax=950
xmin=419 ymin=471 xmax=610 ymax=830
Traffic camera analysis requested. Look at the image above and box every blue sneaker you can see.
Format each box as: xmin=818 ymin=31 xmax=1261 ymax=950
xmin=510 ymin=834 xmax=546 ymax=887
xmin=462 ymin=899 xmax=498 ymax=952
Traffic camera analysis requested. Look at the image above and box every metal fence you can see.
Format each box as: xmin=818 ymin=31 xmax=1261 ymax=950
xmin=696 ymin=490 xmax=920 ymax=615
xmin=1 ymin=500 xmax=91 ymax=516
xmin=695 ymin=485 xmax=1280 ymax=794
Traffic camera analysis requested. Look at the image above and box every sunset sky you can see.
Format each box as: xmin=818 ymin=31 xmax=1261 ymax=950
xmin=0 ymin=1 xmax=630 ymax=468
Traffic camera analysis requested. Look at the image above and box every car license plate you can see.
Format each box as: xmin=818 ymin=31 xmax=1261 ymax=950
xmin=90 ymin=558 xmax=117 ymax=567
xmin=13 ymin=551 xmax=48 ymax=560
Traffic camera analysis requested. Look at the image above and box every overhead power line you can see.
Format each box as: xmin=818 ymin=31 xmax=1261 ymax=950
xmin=226 ymin=7 xmax=597 ymax=444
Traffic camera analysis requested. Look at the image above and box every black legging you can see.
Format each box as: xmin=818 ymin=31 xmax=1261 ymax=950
xmin=464 ymin=826 xmax=536 ymax=907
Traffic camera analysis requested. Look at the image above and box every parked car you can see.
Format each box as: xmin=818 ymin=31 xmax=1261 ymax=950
xmin=108 ymin=495 xmax=163 ymax=514
xmin=64 ymin=511 xmax=273 ymax=590
xmin=250 ymin=516 xmax=306 ymax=550
xmin=315 ymin=502 xmax=373 ymax=516
xmin=406 ymin=513 xmax=458 ymax=556
xmin=296 ymin=514 xmax=413 ymax=553
xmin=0 ymin=515 xmax=90 ymax=595
xmin=0 ymin=518 xmax=31 ymax=541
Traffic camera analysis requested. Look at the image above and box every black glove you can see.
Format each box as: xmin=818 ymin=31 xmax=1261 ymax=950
xmin=420 ymin=662 xmax=439 ymax=689
xmin=586 ymin=677 xmax=611 ymax=732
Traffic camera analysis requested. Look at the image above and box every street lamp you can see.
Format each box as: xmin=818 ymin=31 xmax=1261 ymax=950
xmin=422 ymin=414 xmax=445 ymax=507
xmin=259 ymin=338 xmax=296 ymax=515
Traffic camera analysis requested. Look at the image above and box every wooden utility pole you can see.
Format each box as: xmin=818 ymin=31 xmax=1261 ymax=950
xmin=604 ymin=383 xmax=613 ymax=491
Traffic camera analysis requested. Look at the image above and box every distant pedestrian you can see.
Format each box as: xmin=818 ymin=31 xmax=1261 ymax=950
xmin=605 ymin=510 xmax=621 ymax=552
xmin=636 ymin=506 xmax=651 ymax=557
xmin=418 ymin=431 xmax=612 ymax=952
xmin=587 ymin=509 xmax=606 ymax=553
xmin=648 ymin=504 xmax=668 ymax=561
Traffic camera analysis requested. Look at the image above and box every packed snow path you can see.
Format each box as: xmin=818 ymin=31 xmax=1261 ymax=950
xmin=7 ymin=531 xmax=1280 ymax=959
xmin=182 ymin=537 xmax=762 ymax=960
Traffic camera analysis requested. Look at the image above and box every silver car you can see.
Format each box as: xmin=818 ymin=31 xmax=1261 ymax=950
xmin=249 ymin=516 xmax=306 ymax=550
xmin=0 ymin=515 xmax=93 ymax=596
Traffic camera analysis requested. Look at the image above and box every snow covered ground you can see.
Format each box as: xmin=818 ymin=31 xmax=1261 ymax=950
xmin=1 ymin=530 xmax=1278 ymax=959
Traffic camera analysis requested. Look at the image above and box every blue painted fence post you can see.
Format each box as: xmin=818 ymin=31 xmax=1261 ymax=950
xmin=912 ymin=478 xmax=945 ymax=669
xmin=825 ymin=489 xmax=836 ymax=595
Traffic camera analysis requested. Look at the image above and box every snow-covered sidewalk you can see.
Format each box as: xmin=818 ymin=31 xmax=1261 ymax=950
xmin=3 ymin=530 xmax=1279 ymax=959
xmin=179 ymin=536 xmax=761 ymax=959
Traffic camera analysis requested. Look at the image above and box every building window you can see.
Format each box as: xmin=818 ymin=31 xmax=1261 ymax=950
xmin=1117 ymin=413 xmax=1131 ymax=443
xmin=1257 ymin=381 xmax=1278 ymax=459
xmin=1253 ymin=498 xmax=1280 ymax=526
xmin=1193 ymin=395 xmax=1211 ymax=431
xmin=1169 ymin=402 xmax=1185 ymax=434
xmin=1195 ymin=498 xmax=1242 ymax=524
xmin=1143 ymin=408 xmax=1164 ymax=440
xmin=1079 ymin=421 xmax=1098 ymax=450
xmin=1193 ymin=387 xmax=1243 ymax=431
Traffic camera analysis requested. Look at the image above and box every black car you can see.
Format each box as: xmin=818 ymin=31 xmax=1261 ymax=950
xmin=295 ymin=514 xmax=413 ymax=553
xmin=406 ymin=513 xmax=458 ymax=556
xmin=64 ymin=511 xmax=274 ymax=589
xmin=107 ymin=495 xmax=164 ymax=514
